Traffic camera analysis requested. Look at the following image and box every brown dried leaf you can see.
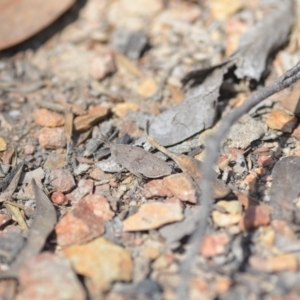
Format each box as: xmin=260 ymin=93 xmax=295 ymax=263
xmin=4 ymin=204 xmax=28 ymax=230
xmin=104 ymin=137 xmax=172 ymax=178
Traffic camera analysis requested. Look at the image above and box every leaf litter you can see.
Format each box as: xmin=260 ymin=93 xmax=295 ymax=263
xmin=0 ymin=180 xmax=56 ymax=280
xmin=0 ymin=0 xmax=300 ymax=299
xmin=102 ymin=135 xmax=173 ymax=178
xmin=149 ymin=68 xmax=224 ymax=146
xmin=146 ymin=124 xmax=230 ymax=199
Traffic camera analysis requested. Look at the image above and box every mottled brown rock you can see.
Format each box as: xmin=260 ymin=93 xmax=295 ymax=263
xmin=49 ymin=169 xmax=76 ymax=193
xmin=18 ymin=252 xmax=86 ymax=300
xmin=200 ymin=233 xmax=230 ymax=258
xmin=266 ymin=109 xmax=298 ymax=133
xmin=51 ymin=191 xmax=68 ymax=205
xmin=56 ymin=207 xmax=105 ymax=247
xmin=34 ymin=108 xmax=65 ymax=127
xmin=63 ymin=237 xmax=132 ymax=295
xmin=74 ymin=106 xmax=109 ymax=132
xmin=143 ymin=179 xmax=172 ymax=198
xmin=163 ymin=173 xmax=197 ymax=203
xmin=39 ymin=127 xmax=67 ymax=149
xmin=83 ymin=194 xmax=114 ymax=220
xmin=123 ymin=202 xmax=183 ymax=231
xmin=56 ymin=194 xmax=114 ymax=247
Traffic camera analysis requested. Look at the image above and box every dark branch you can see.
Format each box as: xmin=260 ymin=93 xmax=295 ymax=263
xmin=178 ymin=61 xmax=300 ymax=299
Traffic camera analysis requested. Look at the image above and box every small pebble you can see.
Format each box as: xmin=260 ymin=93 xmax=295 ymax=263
xmin=51 ymin=191 xmax=68 ymax=205
xmin=23 ymin=144 xmax=36 ymax=155
xmin=39 ymin=127 xmax=67 ymax=149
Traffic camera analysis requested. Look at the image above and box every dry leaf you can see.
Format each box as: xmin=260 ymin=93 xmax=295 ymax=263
xmin=104 ymin=137 xmax=172 ymax=178
xmin=149 ymin=69 xmax=223 ymax=146
xmin=5 ymin=204 xmax=27 ymax=230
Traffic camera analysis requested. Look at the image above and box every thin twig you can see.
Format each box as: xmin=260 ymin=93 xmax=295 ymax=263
xmin=177 ymin=61 xmax=300 ymax=299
